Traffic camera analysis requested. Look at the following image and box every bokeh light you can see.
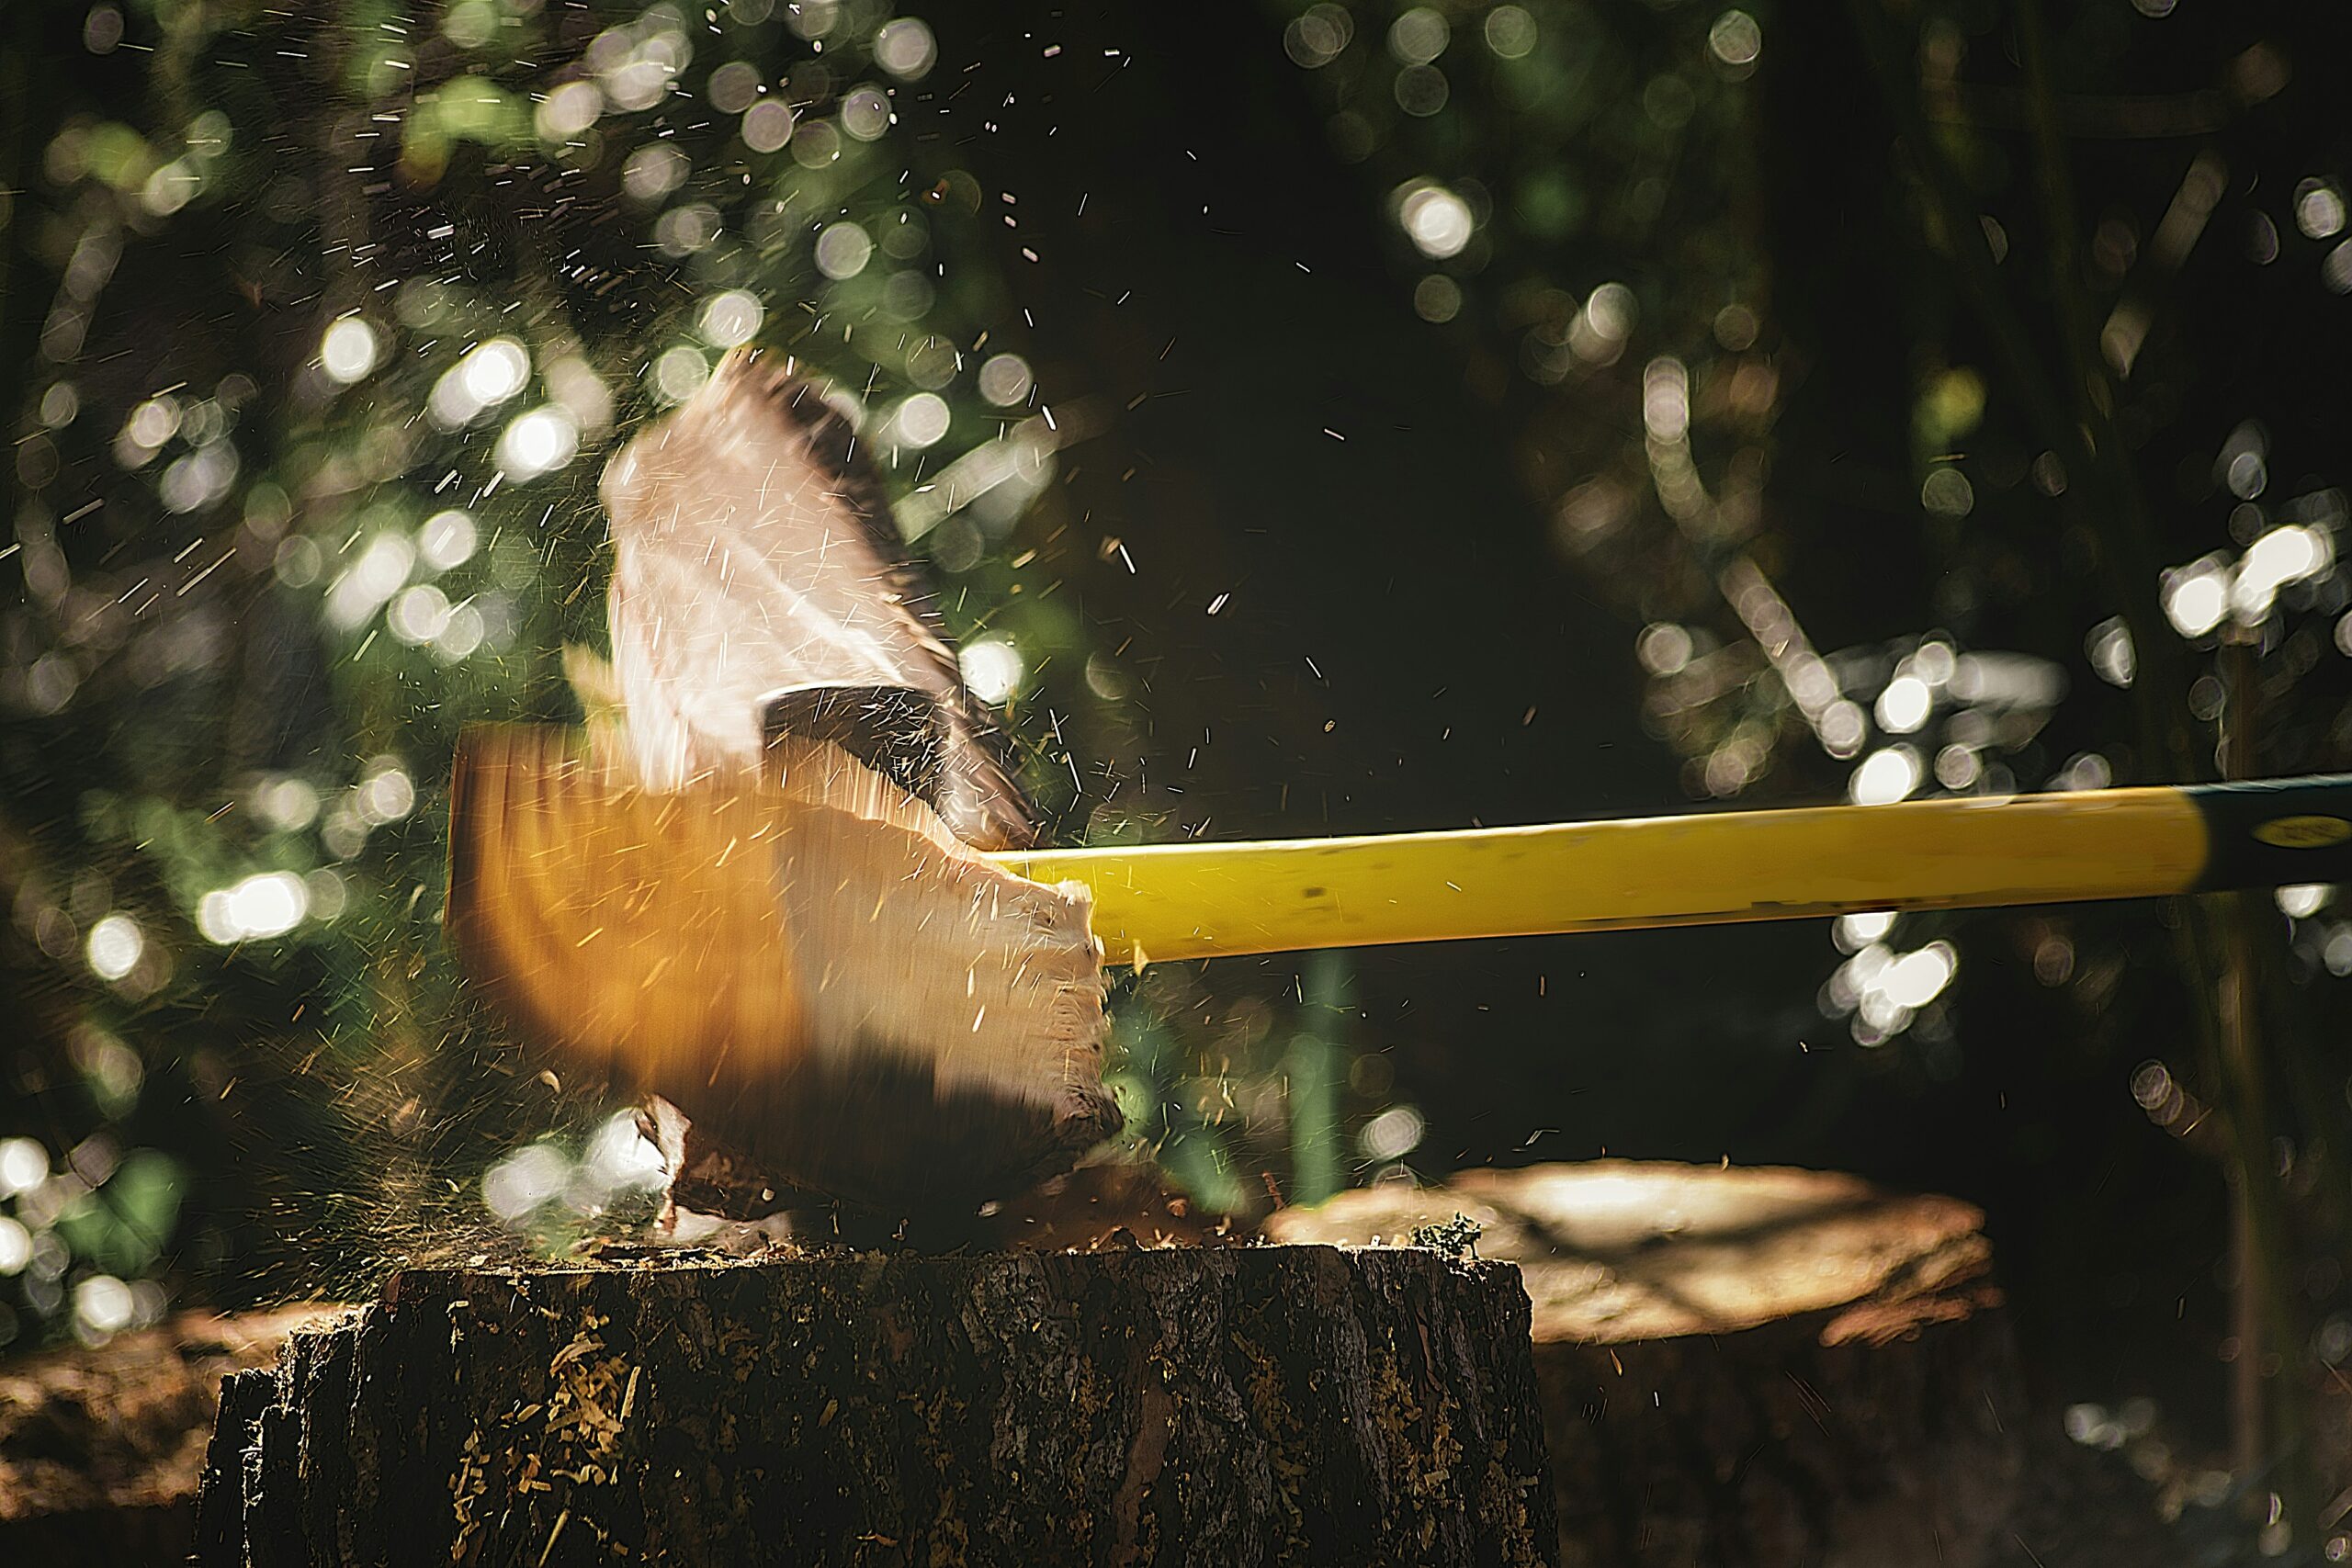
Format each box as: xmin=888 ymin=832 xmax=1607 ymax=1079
xmin=623 ymin=141 xmax=689 ymax=200
xmin=481 ymin=1143 xmax=569 ymax=1222
xmin=841 ymin=86 xmax=892 ymax=141
xmin=537 ymin=80 xmax=602 ymax=141
xmin=2278 ymin=884 xmax=2332 ymax=919
xmin=741 ymin=98 xmax=794 ymax=154
xmin=873 ymin=17 xmax=936 ymax=80
xmin=814 ymin=220 xmax=875 ymax=279
xmin=1708 ymin=10 xmax=1762 ymax=71
xmin=1875 ymin=674 xmax=1932 ymax=734
xmin=416 ymin=509 xmax=479 ymax=571
xmin=893 ymin=392 xmax=952 ymax=448
xmin=1850 ymin=746 xmax=1922 ymax=806
xmin=1396 ymin=181 xmax=1474 ymax=259
xmin=1286 ymin=5 xmax=1354 ymax=69
xmin=2295 ymin=178 xmax=2346 ymax=241
xmin=84 ymin=914 xmax=142 ymax=982
xmin=197 ymin=873 xmax=309 ymax=944
xmin=698 ymin=289 xmax=765 ymax=349
xmin=1388 ymin=9 xmax=1449 ymax=66
xmin=319 ymin=317 xmax=379 ymax=384
xmin=1358 ymin=1103 xmax=1426 ymax=1160
xmin=0 ymin=1140 xmax=48 ymax=1199
xmin=653 ymin=345 xmax=711 ymax=403
xmin=959 ymin=638 xmax=1024 ymax=704
xmin=430 ymin=337 xmax=530 ymax=428
xmin=1484 ymin=6 xmax=1536 ymax=59
xmin=978 ymin=353 xmax=1034 ymax=406
xmin=495 ymin=405 xmax=581 ymax=482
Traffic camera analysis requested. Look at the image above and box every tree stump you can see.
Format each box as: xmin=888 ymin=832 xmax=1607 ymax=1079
xmin=1265 ymin=1162 xmax=2025 ymax=1568
xmin=195 ymin=1246 xmax=1555 ymax=1567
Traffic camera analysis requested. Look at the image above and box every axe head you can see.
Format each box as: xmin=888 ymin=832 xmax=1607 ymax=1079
xmin=447 ymin=724 xmax=1121 ymax=1213
xmin=762 ymin=683 xmax=946 ymax=810
xmin=448 ymin=346 xmax=1124 ymax=1214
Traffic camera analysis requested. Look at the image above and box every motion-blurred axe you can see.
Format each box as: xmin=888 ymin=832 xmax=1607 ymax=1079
xmin=448 ymin=348 xmax=2352 ymax=1215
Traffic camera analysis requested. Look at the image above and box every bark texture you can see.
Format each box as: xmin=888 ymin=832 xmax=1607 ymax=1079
xmin=1266 ymin=1161 xmax=2027 ymax=1568
xmin=196 ymin=1245 xmax=1555 ymax=1567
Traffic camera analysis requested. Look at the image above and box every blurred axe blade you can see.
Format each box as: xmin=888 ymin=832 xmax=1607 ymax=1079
xmin=447 ymin=728 xmax=1118 ymax=1212
xmin=447 ymin=348 xmax=1120 ymax=1215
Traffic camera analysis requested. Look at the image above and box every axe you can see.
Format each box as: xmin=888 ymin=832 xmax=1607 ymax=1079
xmin=447 ymin=349 xmax=2352 ymax=1215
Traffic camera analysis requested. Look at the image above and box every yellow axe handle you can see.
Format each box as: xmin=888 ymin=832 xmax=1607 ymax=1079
xmin=989 ymin=777 xmax=2352 ymax=964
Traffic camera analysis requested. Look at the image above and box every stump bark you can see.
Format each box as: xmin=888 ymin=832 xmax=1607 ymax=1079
xmin=195 ymin=1245 xmax=1555 ymax=1567
xmin=1265 ymin=1161 xmax=2026 ymax=1568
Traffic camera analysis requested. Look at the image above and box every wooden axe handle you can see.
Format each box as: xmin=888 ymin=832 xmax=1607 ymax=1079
xmin=991 ymin=777 xmax=2352 ymax=964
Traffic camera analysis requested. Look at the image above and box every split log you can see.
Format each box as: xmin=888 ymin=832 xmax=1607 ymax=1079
xmin=1266 ymin=1161 xmax=2026 ymax=1568
xmin=196 ymin=1246 xmax=1555 ymax=1566
xmin=0 ymin=1306 xmax=335 ymax=1564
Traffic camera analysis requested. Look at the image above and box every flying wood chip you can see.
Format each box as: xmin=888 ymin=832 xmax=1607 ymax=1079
xmin=448 ymin=348 xmax=1119 ymax=1213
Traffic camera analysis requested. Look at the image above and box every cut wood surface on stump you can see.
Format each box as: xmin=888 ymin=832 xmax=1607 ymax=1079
xmin=195 ymin=1244 xmax=1556 ymax=1567
xmin=1265 ymin=1160 xmax=2028 ymax=1568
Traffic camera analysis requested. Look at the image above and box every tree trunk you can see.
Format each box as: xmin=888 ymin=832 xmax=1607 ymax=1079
xmin=1266 ymin=1161 xmax=2026 ymax=1568
xmin=195 ymin=1245 xmax=1555 ymax=1567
